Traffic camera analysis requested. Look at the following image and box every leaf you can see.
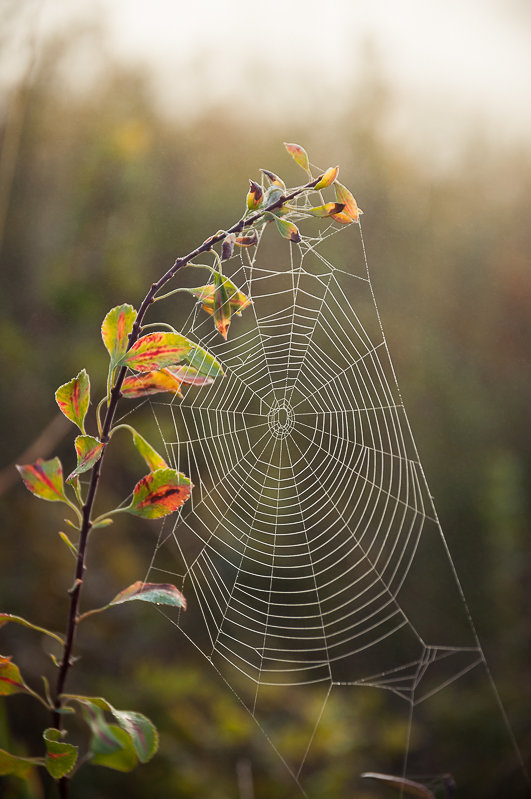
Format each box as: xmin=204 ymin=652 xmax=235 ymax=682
xmin=361 ymin=773 xmax=437 ymax=798
xmin=314 ymin=165 xmax=339 ymax=190
xmin=260 ymin=169 xmax=286 ymax=191
xmin=284 ymin=142 xmax=311 ymax=175
xmin=64 ymin=695 xmax=158 ymax=768
xmin=67 ymin=436 xmax=104 ymax=482
xmin=130 ymin=430 xmax=168 ymax=471
xmin=0 ymin=656 xmax=28 ymax=696
xmin=234 ymin=230 xmax=259 ymax=247
xmin=168 ymin=365 xmax=215 ymax=386
xmin=185 ymin=346 xmax=224 ymax=379
xmin=246 ymin=180 xmax=263 ymax=210
xmin=58 ymin=531 xmax=78 ymax=557
xmin=330 ymin=211 xmax=355 ymax=225
xmin=0 ymin=614 xmax=64 ymax=646
xmin=126 ymin=468 xmax=192 ymax=519
xmin=16 ymin=457 xmax=68 ymax=504
xmin=0 ymin=748 xmax=43 ymax=779
xmin=221 ymin=233 xmax=235 ymax=261
xmin=213 ymin=270 xmax=231 ymax=339
xmin=121 ymin=368 xmax=183 ymax=398
xmin=303 ymin=202 xmax=345 ymax=218
xmin=109 ymin=710 xmax=158 ymax=764
xmin=55 ymin=370 xmax=90 ymax=434
xmin=109 ymin=581 xmax=186 ymax=610
xmin=101 ymin=304 xmax=137 ymax=367
xmin=43 ymin=728 xmax=78 ymax=779
xmin=80 ymin=703 xmax=138 ymax=772
xmin=91 ymin=518 xmax=114 ymax=529
xmin=274 ymin=216 xmax=301 ymax=243
xmin=334 ymin=181 xmax=362 ymax=221
xmin=120 ymin=332 xmax=193 ymax=372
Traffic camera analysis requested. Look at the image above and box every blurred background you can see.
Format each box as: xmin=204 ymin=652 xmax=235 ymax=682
xmin=0 ymin=0 xmax=530 ymax=796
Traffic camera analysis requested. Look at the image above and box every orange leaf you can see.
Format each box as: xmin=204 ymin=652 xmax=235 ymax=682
xmin=122 ymin=369 xmax=183 ymax=398
xmin=234 ymin=230 xmax=258 ymax=247
xmin=334 ymin=181 xmax=361 ymax=221
xmin=331 ymin=211 xmax=355 ymax=225
xmin=260 ymin=169 xmax=286 ymax=192
xmin=126 ymin=469 xmax=192 ymax=519
xmin=121 ymin=332 xmax=192 ymax=372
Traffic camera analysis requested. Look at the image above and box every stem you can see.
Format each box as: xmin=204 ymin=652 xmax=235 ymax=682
xmin=51 ymin=172 xmax=323 ymax=794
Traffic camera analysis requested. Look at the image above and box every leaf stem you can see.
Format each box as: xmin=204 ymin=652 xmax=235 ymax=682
xmin=51 ymin=170 xmax=324 ymax=795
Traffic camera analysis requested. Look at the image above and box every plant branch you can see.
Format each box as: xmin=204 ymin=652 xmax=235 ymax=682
xmin=51 ymin=171 xmax=323 ymax=793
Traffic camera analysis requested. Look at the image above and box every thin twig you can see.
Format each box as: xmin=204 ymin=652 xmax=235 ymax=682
xmin=52 ymin=172 xmax=323 ymax=796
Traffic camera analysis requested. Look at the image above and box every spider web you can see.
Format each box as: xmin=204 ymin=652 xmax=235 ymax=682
xmin=142 ymin=211 xmax=525 ymax=794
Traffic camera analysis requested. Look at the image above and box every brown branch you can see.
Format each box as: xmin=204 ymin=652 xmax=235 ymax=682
xmin=51 ymin=171 xmax=323 ymax=795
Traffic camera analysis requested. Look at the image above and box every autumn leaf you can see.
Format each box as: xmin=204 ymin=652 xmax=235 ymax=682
xmin=67 ymin=436 xmax=105 ymax=483
xmin=246 ymin=180 xmax=263 ymax=210
xmin=125 ymin=468 xmax=192 ymax=519
xmin=55 ymin=369 xmax=90 ymax=434
xmin=120 ymin=332 xmax=192 ymax=372
xmin=260 ymin=169 xmax=287 ymax=192
xmin=333 ymin=181 xmax=362 ymax=222
xmin=121 ymin=369 xmax=184 ymax=399
xmin=274 ymin=216 xmax=301 ymax=243
xmin=101 ymin=304 xmax=137 ymax=367
xmin=314 ymin=165 xmax=339 ymax=190
xmin=234 ymin=230 xmax=259 ymax=247
xmin=302 ymin=202 xmax=345 ymax=218
xmin=284 ymin=142 xmax=311 ymax=176
xmin=109 ymin=581 xmax=186 ymax=611
xmin=16 ymin=457 xmax=68 ymax=504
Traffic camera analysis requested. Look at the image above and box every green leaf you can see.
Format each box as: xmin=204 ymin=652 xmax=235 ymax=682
xmin=43 ymin=728 xmax=78 ymax=779
xmin=185 ymin=345 xmax=224 ymax=379
xmin=284 ymin=142 xmax=311 ymax=175
xmin=16 ymin=457 xmax=68 ymax=504
xmin=110 ymin=710 xmax=158 ymax=764
xmin=126 ymin=468 xmax=192 ymax=519
xmin=361 ymin=773 xmax=436 ymax=798
xmin=80 ymin=703 xmax=138 ymax=771
xmin=67 ymin=436 xmax=104 ymax=483
xmin=314 ymin=165 xmax=339 ymax=190
xmin=109 ymin=581 xmax=186 ymax=610
xmin=303 ymin=202 xmax=345 ymax=218
xmin=58 ymin=531 xmax=78 ymax=558
xmin=0 ymin=614 xmax=64 ymax=646
xmin=274 ymin=216 xmax=301 ymax=243
xmin=91 ymin=726 xmax=138 ymax=772
xmin=120 ymin=332 xmax=193 ymax=372
xmin=91 ymin=518 xmax=114 ymax=529
xmin=65 ymin=696 xmax=158 ymax=769
xmin=55 ymin=370 xmax=90 ymax=434
xmin=129 ymin=429 xmax=168 ymax=471
xmin=0 ymin=656 xmax=29 ymax=696
xmin=0 ymin=748 xmax=43 ymax=779
xmin=101 ymin=304 xmax=137 ymax=367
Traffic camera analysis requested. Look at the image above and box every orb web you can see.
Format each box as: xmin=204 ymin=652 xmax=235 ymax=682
xmin=143 ymin=213 xmax=525 ymax=794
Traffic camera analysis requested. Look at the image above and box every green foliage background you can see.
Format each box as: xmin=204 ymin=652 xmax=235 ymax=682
xmin=0 ymin=11 xmax=530 ymax=799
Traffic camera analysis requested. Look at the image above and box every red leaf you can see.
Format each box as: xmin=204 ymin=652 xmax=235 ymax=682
xmin=121 ymin=332 xmax=192 ymax=372
xmin=126 ymin=468 xmax=192 ymax=519
xmin=16 ymin=457 xmax=67 ymax=503
xmin=55 ymin=370 xmax=90 ymax=433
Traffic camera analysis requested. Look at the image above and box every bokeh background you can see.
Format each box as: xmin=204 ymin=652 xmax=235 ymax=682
xmin=1 ymin=1 xmax=530 ymax=797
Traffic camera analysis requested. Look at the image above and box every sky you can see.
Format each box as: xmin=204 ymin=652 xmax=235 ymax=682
xmin=8 ymin=0 xmax=531 ymax=162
